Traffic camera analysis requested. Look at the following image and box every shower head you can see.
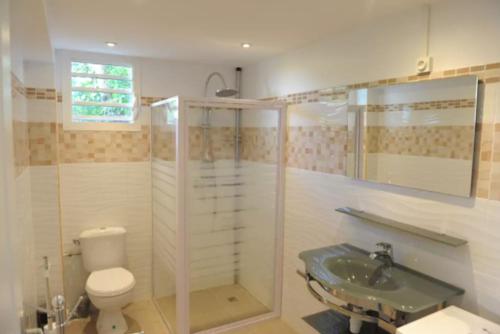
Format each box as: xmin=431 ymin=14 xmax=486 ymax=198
xmin=204 ymin=72 xmax=239 ymax=98
xmin=215 ymin=88 xmax=238 ymax=97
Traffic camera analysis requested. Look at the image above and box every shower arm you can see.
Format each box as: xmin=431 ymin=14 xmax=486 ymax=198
xmin=204 ymin=72 xmax=228 ymax=97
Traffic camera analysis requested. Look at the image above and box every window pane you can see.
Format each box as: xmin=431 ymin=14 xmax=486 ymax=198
xmin=70 ymin=61 xmax=135 ymax=124
xmin=71 ymin=62 xmax=132 ymax=79
xmin=71 ymin=77 xmax=133 ymax=91
xmin=72 ymin=105 xmax=133 ymax=123
xmin=103 ymin=64 xmax=132 ymax=78
xmin=72 ymin=91 xmax=134 ymax=105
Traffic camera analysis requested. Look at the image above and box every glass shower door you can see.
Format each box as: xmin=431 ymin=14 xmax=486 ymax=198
xmin=186 ymin=104 xmax=281 ymax=333
xmin=152 ymin=97 xmax=285 ymax=334
xmin=152 ymin=98 xmax=179 ymax=333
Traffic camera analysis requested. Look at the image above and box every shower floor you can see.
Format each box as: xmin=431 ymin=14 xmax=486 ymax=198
xmin=65 ymin=298 xmax=295 ymax=334
xmin=155 ymin=284 xmax=271 ymax=333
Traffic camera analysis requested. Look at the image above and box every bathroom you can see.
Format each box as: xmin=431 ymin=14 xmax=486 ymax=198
xmin=1 ymin=0 xmax=500 ymax=333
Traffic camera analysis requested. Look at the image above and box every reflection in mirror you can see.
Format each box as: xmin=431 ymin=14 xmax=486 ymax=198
xmin=288 ymin=101 xmax=348 ymax=175
xmin=347 ymin=76 xmax=478 ymax=197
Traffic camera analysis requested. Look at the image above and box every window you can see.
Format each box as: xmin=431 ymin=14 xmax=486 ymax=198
xmin=70 ymin=61 xmax=136 ymax=124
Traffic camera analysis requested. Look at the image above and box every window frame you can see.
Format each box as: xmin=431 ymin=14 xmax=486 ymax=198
xmin=61 ymin=51 xmax=142 ymax=131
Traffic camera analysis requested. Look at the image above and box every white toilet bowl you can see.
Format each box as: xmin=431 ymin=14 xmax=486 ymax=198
xmin=86 ymin=267 xmax=136 ymax=334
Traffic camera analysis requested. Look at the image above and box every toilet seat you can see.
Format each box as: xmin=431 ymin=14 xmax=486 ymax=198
xmin=86 ymin=267 xmax=135 ymax=297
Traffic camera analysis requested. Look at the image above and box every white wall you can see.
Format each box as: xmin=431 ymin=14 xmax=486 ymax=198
xmin=0 ymin=3 xmax=23 ymax=332
xmin=59 ymin=162 xmax=153 ymax=302
xmin=24 ymin=61 xmax=55 ymax=88
xmin=55 ymin=49 xmax=237 ymax=98
xmin=242 ymin=0 xmax=500 ymax=99
xmin=141 ymin=57 xmax=237 ymax=98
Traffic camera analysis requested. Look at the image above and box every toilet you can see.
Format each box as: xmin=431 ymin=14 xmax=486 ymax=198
xmin=79 ymin=227 xmax=136 ymax=334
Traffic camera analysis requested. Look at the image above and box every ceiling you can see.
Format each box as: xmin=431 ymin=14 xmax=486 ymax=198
xmin=43 ymin=0 xmax=439 ymax=66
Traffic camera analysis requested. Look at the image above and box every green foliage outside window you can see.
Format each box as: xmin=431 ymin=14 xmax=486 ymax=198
xmin=71 ymin=62 xmax=135 ymax=123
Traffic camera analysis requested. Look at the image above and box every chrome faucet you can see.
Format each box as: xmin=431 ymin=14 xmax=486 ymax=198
xmin=369 ymin=242 xmax=394 ymax=267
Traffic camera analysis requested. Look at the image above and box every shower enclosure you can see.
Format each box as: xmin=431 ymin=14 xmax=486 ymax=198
xmin=151 ymin=96 xmax=286 ymax=334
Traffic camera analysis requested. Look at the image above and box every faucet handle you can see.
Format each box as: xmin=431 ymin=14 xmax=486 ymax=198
xmin=376 ymin=242 xmax=391 ymax=249
xmin=375 ymin=242 xmax=393 ymax=256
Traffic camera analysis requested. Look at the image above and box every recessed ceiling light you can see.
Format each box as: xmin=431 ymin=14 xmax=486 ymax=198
xmin=241 ymin=43 xmax=252 ymax=49
xmin=106 ymin=41 xmax=117 ymax=47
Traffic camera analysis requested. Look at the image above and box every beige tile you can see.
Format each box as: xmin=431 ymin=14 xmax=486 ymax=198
xmin=156 ymin=284 xmax=271 ymax=333
xmin=65 ymin=299 xmax=170 ymax=334
xmin=226 ymin=319 xmax=298 ymax=334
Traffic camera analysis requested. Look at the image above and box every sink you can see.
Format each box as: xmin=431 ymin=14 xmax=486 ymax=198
xmin=323 ymin=256 xmax=400 ymax=291
xmin=299 ymin=244 xmax=464 ymax=315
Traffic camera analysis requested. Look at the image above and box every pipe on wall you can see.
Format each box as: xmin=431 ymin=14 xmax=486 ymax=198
xmin=234 ymin=67 xmax=242 ymax=162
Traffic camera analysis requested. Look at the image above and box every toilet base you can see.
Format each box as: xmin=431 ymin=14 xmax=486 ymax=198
xmin=96 ymin=308 xmax=128 ymax=334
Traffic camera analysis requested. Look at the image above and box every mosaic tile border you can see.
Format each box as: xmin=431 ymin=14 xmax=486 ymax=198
xmin=365 ymin=125 xmax=475 ymax=160
xmin=263 ymin=61 xmax=500 ymax=201
xmin=25 ymin=87 xmax=57 ymax=101
xmin=286 ymin=125 xmax=347 ymax=174
xmin=141 ymin=96 xmax=166 ymax=107
xmin=11 ymin=62 xmax=500 ymax=202
xmin=366 ymin=99 xmax=476 ymax=112
xmin=263 ymin=62 xmax=500 ymax=106
xmin=59 ymin=124 xmax=151 ymax=164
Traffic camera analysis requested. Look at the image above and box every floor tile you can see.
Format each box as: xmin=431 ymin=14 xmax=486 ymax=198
xmin=155 ymin=284 xmax=270 ymax=333
xmin=64 ymin=293 xmax=296 ymax=334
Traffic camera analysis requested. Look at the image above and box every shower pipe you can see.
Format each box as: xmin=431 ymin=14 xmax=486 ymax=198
xmin=234 ymin=67 xmax=242 ymax=162
xmin=201 ymin=71 xmax=239 ymax=162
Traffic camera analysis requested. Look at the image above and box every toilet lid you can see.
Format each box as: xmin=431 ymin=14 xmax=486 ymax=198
xmin=86 ymin=267 xmax=135 ymax=297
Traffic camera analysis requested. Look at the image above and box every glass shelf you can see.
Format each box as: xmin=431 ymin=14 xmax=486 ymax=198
xmin=336 ymin=207 xmax=467 ymax=247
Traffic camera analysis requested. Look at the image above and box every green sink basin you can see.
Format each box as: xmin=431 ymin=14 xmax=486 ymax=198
xmin=299 ymin=244 xmax=464 ymax=314
xmin=323 ymin=256 xmax=400 ymax=291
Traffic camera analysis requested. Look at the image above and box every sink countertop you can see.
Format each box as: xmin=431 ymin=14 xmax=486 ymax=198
xmin=299 ymin=243 xmax=464 ymax=314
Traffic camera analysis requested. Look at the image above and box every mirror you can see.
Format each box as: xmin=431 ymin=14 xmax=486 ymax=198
xmin=347 ymin=75 xmax=478 ymax=197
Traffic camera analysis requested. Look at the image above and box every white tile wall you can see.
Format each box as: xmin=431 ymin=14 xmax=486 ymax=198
xmin=364 ymin=154 xmax=473 ymax=196
xmin=27 ymin=93 xmax=63 ymax=307
xmin=13 ymin=89 xmax=38 ymax=326
xmin=152 ymin=159 xmax=177 ymax=298
xmin=15 ymin=168 xmax=37 ymax=326
xmin=30 ymin=166 xmax=64 ymax=299
xmin=59 ymin=162 xmax=152 ymax=302
xmin=187 ymin=160 xmax=240 ymax=291
xmin=282 ymin=167 xmax=500 ymax=334
xmin=151 ymin=157 xmax=280 ymax=310
xmin=237 ymin=161 xmax=278 ymax=309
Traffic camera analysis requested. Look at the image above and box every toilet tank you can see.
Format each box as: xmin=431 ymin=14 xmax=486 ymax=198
xmin=79 ymin=227 xmax=127 ymax=272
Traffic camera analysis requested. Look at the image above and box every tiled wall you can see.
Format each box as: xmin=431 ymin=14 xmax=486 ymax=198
xmin=364 ymin=125 xmax=475 ymax=159
xmin=260 ymin=62 xmax=500 ymax=201
xmin=366 ymin=99 xmax=476 ymax=112
xmin=286 ymin=125 xmax=346 ymax=174
xmin=14 ymin=77 xmax=159 ymax=306
xmin=12 ymin=74 xmax=30 ymax=177
xmin=21 ymin=82 xmax=64 ymax=309
xmin=240 ymin=127 xmax=278 ymax=164
xmin=55 ymin=105 xmax=153 ymax=303
xmin=11 ymin=72 xmax=38 ymax=327
xmin=188 ymin=126 xmax=235 ymax=160
xmin=255 ymin=61 xmax=500 ymax=333
xmin=58 ymin=125 xmax=150 ymax=163
xmin=59 ymin=162 xmax=152 ymax=302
